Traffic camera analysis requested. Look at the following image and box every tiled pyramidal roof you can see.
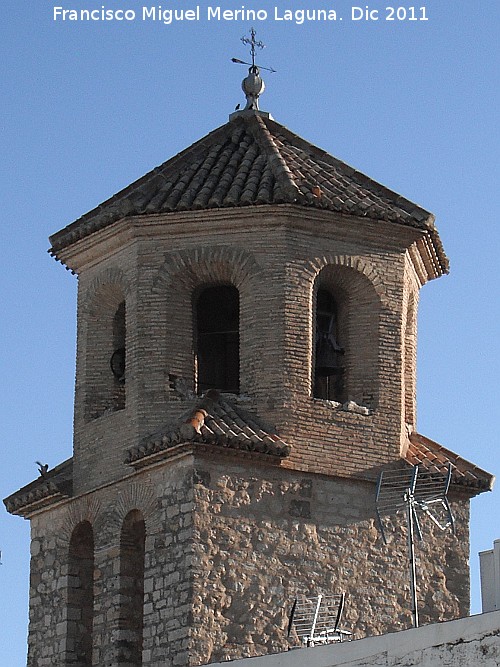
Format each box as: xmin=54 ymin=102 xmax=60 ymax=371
xmin=126 ymin=391 xmax=291 ymax=468
xmin=405 ymin=432 xmax=494 ymax=493
xmin=48 ymin=113 xmax=448 ymax=273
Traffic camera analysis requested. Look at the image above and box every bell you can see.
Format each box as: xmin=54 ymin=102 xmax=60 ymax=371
xmin=315 ymin=334 xmax=344 ymax=377
xmin=110 ymin=347 xmax=126 ymax=383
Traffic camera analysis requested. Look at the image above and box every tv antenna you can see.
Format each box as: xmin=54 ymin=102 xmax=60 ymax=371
xmin=287 ymin=593 xmax=351 ymax=646
xmin=375 ymin=464 xmax=454 ymax=628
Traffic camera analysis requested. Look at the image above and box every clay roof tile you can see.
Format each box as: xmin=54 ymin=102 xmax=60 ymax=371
xmin=406 ymin=432 xmax=494 ymax=494
xmin=49 ymin=113 xmax=448 ymax=275
xmin=126 ymin=392 xmax=291 ymax=466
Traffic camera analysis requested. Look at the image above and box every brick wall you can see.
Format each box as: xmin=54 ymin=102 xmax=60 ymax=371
xmin=71 ymin=206 xmax=427 ymax=492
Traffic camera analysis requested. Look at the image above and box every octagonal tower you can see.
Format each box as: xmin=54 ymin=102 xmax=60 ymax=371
xmin=5 ymin=93 xmax=493 ymax=667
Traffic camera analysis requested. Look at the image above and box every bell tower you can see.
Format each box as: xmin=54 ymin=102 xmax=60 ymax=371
xmin=5 ymin=43 xmax=494 ymax=667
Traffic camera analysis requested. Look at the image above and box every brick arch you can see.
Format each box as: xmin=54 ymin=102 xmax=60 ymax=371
xmin=80 ymin=267 xmax=130 ymax=317
xmin=117 ymin=509 xmax=146 ymax=666
xmin=152 ymin=245 xmax=261 ymax=294
xmin=104 ymin=482 xmax=161 ymax=537
xmin=151 ymin=246 xmax=261 ymax=396
xmin=314 ymin=262 xmax=381 ymax=308
xmin=404 ymin=290 xmax=418 ymax=427
xmin=304 ymin=255 xmax=388 ymax=307
xmin=65 ymin=520 xmax=95 ymax=667
xmin=80 ymin=269 xmax=129 ymax=420
xmin=310 ymin=259 xmax=382 ymax=409
xmin=60 ymin=496 xmax=102 ymax=544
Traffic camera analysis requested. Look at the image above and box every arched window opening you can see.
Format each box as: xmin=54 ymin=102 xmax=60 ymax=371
xmin=196 ymin=285 xmax=239 ymax=394
xmin=110 ymin=300 xmax=126 ymax=385
xmin=314 ymin=288 xmax=344 ymax=401
xmin=118 ymin=510 xmax=146 ymax=666
xmin=67 ymin=521 xmax=94 ymax=667
xmin=85 ymin=290 xmax=126 ymax=420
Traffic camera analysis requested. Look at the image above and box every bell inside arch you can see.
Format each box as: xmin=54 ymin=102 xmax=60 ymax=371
xmin=315 ymin=289 xmax=344 ymax=377
xmin=316 ymin=335 xmax=343 ymax=376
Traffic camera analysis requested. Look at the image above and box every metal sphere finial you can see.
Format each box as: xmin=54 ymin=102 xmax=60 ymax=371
xmin=242 ymin=66 xmax=265 ymax=111
xmin=231 ymin=29 xmax=275 ymax=114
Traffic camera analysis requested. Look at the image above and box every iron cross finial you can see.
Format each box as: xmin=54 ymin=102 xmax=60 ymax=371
xmin=231 ymin=28 xmax=276 ymax=74
xmin=241 ymin=28 xmax=265 ymax=68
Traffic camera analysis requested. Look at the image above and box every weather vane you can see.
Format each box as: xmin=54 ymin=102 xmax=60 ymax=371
xmin=231 ymin=29 xmax=275 ymax=112
xmin=232 ymin=28 xmax=276 ymax=73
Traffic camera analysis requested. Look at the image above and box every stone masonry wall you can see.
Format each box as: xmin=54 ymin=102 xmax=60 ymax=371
xmin=23 ymin=453 xmax=470 ymax=667
xmin=189 ymin=454 xmax=470 ymax=665
xmin=26 ymin=456 xmax=195 ymax=667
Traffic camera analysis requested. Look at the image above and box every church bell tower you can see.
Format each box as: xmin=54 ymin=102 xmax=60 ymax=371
xmin=5 ymin=37 xmax=493 ymax=667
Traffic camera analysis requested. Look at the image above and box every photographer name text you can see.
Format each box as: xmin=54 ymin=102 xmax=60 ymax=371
xmin=53 ymin=5 xmax=430 ymax=25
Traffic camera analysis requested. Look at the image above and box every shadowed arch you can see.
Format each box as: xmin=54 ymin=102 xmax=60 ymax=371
xmin=305 ymin=254 xmax=389 ymax=307
xmin=151 ymin=246 xmax=260 ymax=395
xmin=117 ymin=510 xmax=146 ymax=666
xmin=66 ymin=521 xmax=94 ymax=666
xmin=313 ymin=262 xmax=381 ymax=408
xmin=82 ymin=280 xmax=127 ymax=420
xmin=195 ymin=283 xmax=240 ymax=393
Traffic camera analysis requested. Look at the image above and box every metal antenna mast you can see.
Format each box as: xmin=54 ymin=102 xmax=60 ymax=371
xmin=375 ymin=464 xmax=455 ymax=628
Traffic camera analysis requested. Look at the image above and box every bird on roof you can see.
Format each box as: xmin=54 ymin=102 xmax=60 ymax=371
xmin=36 ymin=461 xmax=49 ymax=478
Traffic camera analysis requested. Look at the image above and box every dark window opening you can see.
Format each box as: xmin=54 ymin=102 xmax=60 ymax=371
xmin=314 ymin=288 xmax=344 ymax=401
xmin=196 ymin=285 xmax=239 ymax=394
xmin=118 ymin=511 xmax=146 ymax=666
xmin=111 ymin=301 xmax=126 ymax=384
xmin=67 ymin=521 xmax=94 ymax=667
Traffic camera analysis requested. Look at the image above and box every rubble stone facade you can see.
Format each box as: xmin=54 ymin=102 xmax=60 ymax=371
xmin=5 ymin=112 xmax=493 ymax=666
xmin=25 ymin=454 xmax=471 ymax=666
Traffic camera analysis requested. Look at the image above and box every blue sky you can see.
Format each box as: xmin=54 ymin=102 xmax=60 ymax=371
xmin=1 ymin=1 xmax=499 ymax=664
